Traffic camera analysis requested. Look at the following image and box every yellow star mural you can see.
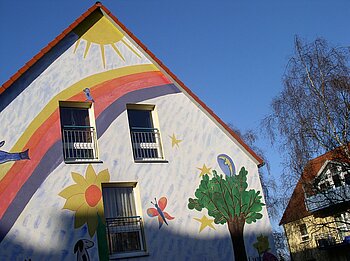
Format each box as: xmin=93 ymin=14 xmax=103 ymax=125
xmin=169 ymin=133 xmax=182 ymax=148
xmin=194 ymin=215 xmax=216 ymax=233
xmin=197 ymin=164 xmax=212 ymax=177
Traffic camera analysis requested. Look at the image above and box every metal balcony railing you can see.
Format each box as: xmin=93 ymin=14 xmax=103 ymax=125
xmin=105 ymin=216 xmax=146 ymax=255
xmin=130 ymin=128 xmax=164 ymax=161
xmin=305 ymin=185 xmax=350 ymax=212
xmin=62 ymin=125 xmax=98 ymax=161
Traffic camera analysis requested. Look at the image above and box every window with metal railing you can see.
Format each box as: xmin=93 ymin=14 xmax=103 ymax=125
xmin=127 ymin=105 xmax=165 ymax=161
xmin=59 ymin=102 xmax=99 ymax=162
xmin=102 ymin=183 xmax=148 ymax=258
xmin=130 ymin=127 xmax=164 ymax=160
xmin=62 ymin=125 xmax=98 ymax=161
xmin=105 ymin=216 xmax=146 ymax=255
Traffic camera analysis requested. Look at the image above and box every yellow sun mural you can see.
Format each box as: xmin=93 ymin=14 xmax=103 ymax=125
xmin=73 ymin=15 xmax=141 ymax=67
xmin=59 ymin=165 xmax=110 ymax=237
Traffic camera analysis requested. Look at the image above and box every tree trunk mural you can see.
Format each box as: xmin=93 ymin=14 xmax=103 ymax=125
xmin=228 ymin=218 xmax=247 ymax=261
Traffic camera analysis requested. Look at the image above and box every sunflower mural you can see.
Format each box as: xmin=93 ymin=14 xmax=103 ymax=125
xmin=59 ymin=165 xmax=110 ymax=237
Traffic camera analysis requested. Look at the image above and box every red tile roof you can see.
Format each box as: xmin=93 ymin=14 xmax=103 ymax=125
xmin=0 ymin=2 xmax=264 ymax=166
xmin=280 ymin=146 xmax=350 ymax=225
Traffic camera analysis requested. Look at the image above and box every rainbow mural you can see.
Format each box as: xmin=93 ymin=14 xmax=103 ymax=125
xmin=0 ymin=64 xmax=180 ymax=241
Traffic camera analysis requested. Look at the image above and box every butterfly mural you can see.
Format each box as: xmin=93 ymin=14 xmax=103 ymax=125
xmin=147 ymin=197 xmax=175 ymax=229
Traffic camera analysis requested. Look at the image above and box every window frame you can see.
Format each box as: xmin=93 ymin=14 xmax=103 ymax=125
xmin=59 ymin=101 xmax=102 ymax=163
xmin=299 ymin=223 xmax=310 ymax=242
xmin=126 ymin=104 xmax=167 ymax=163
xmin=102 ymin=182 xmax=148 ymax=259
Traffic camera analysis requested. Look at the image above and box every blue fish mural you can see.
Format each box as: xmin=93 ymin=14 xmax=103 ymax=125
xmin=217 ymin=154 xmax=235 ymax=176
xmin=0 ymin=140 xmax=30 ymax=164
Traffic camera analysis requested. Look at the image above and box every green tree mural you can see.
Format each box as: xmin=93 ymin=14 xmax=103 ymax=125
xmin=188 ymin=167 xmax=264 ymax=261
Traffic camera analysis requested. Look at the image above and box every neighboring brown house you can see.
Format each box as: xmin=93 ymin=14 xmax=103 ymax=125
xmin=280 ymin=147 xmax=350 ymax=261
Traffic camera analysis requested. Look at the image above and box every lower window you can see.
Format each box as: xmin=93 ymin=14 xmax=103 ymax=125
xmin=102 ymin=183 xmax=147 ymax=258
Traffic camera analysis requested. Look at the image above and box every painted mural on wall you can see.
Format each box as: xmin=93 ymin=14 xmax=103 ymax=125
xmin=59 ymin=165 xmax=109 ymax=261
xmin=0 ymin=140 xmax=30 ymax=164
xmin=74 ymin=239 xmax=94 ymax=261
xmin=0 ymin=63 xmax=180 ymax=241
xmin=193 ymin=215 xmax=216 ymax=232
xmin=83 ymin=88 xmax=95 ymax=102
xmin=73 ymin=14 xmax=141 ymax=67
xmin=147 ymin=197 xmax=175 ymax=229
xmin=217 ymin=153 xmax=236 ymax=176
xmin=59 ymin=165 xmax=110 ymax=237
xmin=253 ymin=235 xmax=278 ymax=261
xmin=0 ymin=5 xmax=276 ymax=260
xmin=0 ymin=5 xmax=185 ymax=244
xmin=188 ymin=154 xmax=265 ymax=261
xmin=169 ymin=133 xmax=182 ymax=148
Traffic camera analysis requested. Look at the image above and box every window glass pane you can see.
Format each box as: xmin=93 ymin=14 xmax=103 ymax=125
xmin=332 ymin=175 xmax=342 ymax=187
xmin=299 ymin=224 xmax=307 ymax=235
xmin=102 ymin=187 xmax=136 ymax=218
xmin=102 ymin=185 xmax=146 ymax=256
xmin=60 ymin=107 xmax=90 ymax=127
xmin=127 ymin=109 xmax=153 ymax=129
xmin=345 ymin=173 xmax=350 ymax=185
xmin=299 ymin=224 xmax=309 ymax=241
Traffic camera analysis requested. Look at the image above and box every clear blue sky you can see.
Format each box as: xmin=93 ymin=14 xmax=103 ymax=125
xmin=0 ymin=0 xmax=349 ymax=223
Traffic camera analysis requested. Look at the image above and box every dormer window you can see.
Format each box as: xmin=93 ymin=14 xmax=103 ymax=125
xmin=318 ymin=180 xmax=331 ymax=192
xmin=345 ymin=173 xmax=350 ymax=185
xmin=332 ymin=174 xmax=342 ymax=187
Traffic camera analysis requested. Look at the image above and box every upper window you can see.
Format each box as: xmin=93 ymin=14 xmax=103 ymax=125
xmin=59 ymin=101 xmax=99 ymax=162
xmin=345 ymin=173 xmax=350 ymax=185
xmin=102 ymin=183 xmax=147 ymax=259
xmin=127 ymin=104 xmax=165 ymax=162
xmin=299 ymin=223 xmax=309 ymax=242
xmin=332 ymin=174 xmax=342 ymax=187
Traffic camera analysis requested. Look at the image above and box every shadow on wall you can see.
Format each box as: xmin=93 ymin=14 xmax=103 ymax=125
xmin=291 ymin=245 xmax=350 ymax=261
xmin=0 ymin=209 xmax=269 ymax=261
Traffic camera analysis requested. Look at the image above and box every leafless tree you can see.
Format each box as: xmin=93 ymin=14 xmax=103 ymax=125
xmin=263 ymin=37 xmax=350 ymax=247
xmin=263 ymin=36 xmax=350 ymax=198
